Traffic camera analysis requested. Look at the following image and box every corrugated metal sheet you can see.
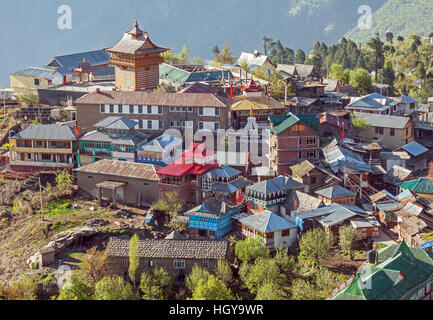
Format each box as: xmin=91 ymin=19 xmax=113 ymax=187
xmin=12 ymin=67 xmax=55 ymax=79
xmin=239 ymin=210 xmax=296 ymax=233
xmin=75 ymin=159 xmax=159 ymax=181
xmin=400 ymin=142 xmax=429 ymax=157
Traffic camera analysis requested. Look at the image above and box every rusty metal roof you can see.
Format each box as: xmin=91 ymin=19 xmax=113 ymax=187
xmin=75 ymin=159 xmax=159 ymax=181
xmin=75 ymin=90 xmax=228 ymax=108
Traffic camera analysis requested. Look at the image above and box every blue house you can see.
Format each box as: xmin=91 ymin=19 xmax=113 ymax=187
xmin=184 ymin=199 xmax=243 ymax=239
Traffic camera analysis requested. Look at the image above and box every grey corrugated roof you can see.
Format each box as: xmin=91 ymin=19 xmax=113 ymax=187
xmin=239 ymin=210 xmax=296 ymax=233
xmin=12 ymin=124 xmax=81 ymax=140
xmin=376 ymin=200 xmax=403 ymax=212
xmin=346 ymin=93 xmax=398 ymax=111
xmin=247 ymin=176 xmax=304 ymax=194
xmin=138 ymin=134 xmax=182 ymax=153
xmin=315 ymin=185 xmax=354 ymax=199
xmin=185 ymin=199 xmax=241 ymax=219
xmin=323 ymin=144 xmax=368 ymax=173
xmin=94 ymin=117 xmax=138 ymax=130
xmin=296 ymin=203 xmax=343 ymax=220
xmin=399 ymin=142 xmax=429 ymax=157
xmin=201 ymin=166 xmax=241 ymax=179
xmin=354 ymin=112 xmax=411 ymax=129
xmin=318 ymin=206 xmax=359 ymax=228
xmin=12 ymin=67 xmax=55 ymax=78
xmin=48 ymin=50 xmax=109 ymax=69
xmin=211 ymin=178 xmax=250 ymax=194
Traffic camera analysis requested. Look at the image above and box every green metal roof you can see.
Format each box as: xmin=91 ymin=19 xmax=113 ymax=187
xmin=332 ymin=241 xmax=433 ymax=300
xmin=270 ymin=113 xmax=301 ymax=135
xmin=159 ymin=63 xmax=191 ymax=86
xmin=399 ymin=178 xmax=433 ymax=195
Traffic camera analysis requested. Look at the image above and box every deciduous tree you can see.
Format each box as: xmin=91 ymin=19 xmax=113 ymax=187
xmin=234 ymin=238 xmax=269 ymax=264
xmin=94 ymin=276 xmax=138 ymax=300
xmin=140 ymin=267 xmax=173 ymax=300
xmin=191 ymin=275 xmax=234 ymax=300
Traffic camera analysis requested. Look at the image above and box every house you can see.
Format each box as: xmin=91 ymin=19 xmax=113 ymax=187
xmin=353 ymin=112 xmax=415 ymax=150
xmin=10 ymin=67 xmax=65 ymax=90
xmin=184 ymin=199 xmax=243 ymax=239
xmin=230 ymin=79 xmax=286 ymax=129
xmin=290 ymin=160 xmax=328 ymax=193
xmin=374 ymin=200 xmax=403 ymax=228
xmin=277 ymin=64 xmax=321 ymax=81
xmin=285 ymin=97 xmax=320 ymax=114
xmin=369 ymin=189 xmax=399 ymax=204
xmin=345 ymin=93 xmax=400 ymax=115
xmin=9 ymin=124 xmax=82 ymax=172
xmin=246 ymin=176 xmax=305 ymax=214
xmin=269 ymin=113 xmax=321 ymax=175
xmin=45 ymin=49 xmax=112 ymax=84
xmin=106 ymin=237 xmax=229 ymax=283
xmin=74 ymin=90 xmax=229 ymax=135
xmin=380 ymin=152 xmax=412 ymax=172
xmin=156 ymin=143 xmax=219 ymax=206
xmin=239 ymin=210 xmax=298 ymax=250
xmin=315 ymin=185 xmax=356 ymax=205
xmin=320 ymin=111 xmax=351 ymax=138
xmin=200 ymin=166 xmax=250 ymax=203
xmin=238 ymin=51 xmax=275 ymax=68
xmin=351 ymin=218 xmax=381 ymax=240
xmin=399 ymin=178 xmax=433 ymax=201
xmin=293 ymin=81 xmax=326 ymax=99
xmin=74 ymin=159 xmax=160 ymax=208
xmin=397 ymin=203 xmax=430 ymax=247
xmin=137 ymin=134 xmax=183 ymax=167
xmin=395 ymin=141 xmax=430 ymax=171
xmin=391 ymin=95 xmax=421 ymax=115
xmin=77 ymin=117 xmax=148 ymax=166
xmin=384 ymin=166 xmax=415 ymax=195
xmin=331 ymin=241 xmax=433 ymax=300
xmin=281 ymin=190 xmax=324 ymax=217
xmin=317 ymin=205 xmax=363 ymax=235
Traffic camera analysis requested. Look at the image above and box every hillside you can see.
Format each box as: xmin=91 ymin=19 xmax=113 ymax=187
xmin=345 ymin=0 xmax=433 ymax=44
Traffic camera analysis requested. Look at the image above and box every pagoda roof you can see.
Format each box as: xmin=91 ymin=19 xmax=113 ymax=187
xmin=241 ymin=79 xmax=264 ymax=93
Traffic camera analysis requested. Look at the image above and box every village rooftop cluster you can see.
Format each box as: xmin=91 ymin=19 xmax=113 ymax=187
xmin=1 ymin=18 xmax=433 ymax=301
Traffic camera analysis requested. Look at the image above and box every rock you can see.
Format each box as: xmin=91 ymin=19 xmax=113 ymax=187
xmin=89 ymin=207 xmax=96 ymax=211
xmin=86 ymin=218 xmax=109 ymax=228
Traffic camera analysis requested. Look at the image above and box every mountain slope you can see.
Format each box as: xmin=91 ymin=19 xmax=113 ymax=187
xmin=345 ymin=0 xmax=433 ymax=43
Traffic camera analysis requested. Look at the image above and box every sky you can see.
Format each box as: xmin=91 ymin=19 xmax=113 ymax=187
xmin=0 ymin=0 xmax=383 ymax=87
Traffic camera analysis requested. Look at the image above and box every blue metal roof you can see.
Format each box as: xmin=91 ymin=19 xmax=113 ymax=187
xmin=48 ymin=50 xmax=110 ymax=70
xmin=12 ymin=67 xmax=55 ymax=79
xmin=239 ymin=210 xmax=297 ymax=233
xmin=400 ymin=142 xmax=429 ymax=157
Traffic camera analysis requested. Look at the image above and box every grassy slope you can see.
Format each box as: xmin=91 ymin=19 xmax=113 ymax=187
xmin=345 ymin=0 xmax=433 ymax=44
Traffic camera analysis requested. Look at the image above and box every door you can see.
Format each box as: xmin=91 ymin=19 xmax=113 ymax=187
xmin=117 ymin=188 xmax=124 ymax=203
xmin=20 ymin=153 xmax=25 ymax=161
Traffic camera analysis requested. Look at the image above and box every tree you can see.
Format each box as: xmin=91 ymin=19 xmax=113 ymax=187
xmin=262 ymin=36 xmax=273 ymax=55
xmin=129 ymin=234 xmax=140 ymax=287
xmin=151 ymin=191 xmax=185 ymax=231
xmin=214 ymin=259 xmax=233 ymax=286
xmin=294 ymin=49 xmax=306 ymax=64
xmin=55 ymin=170 xmax=74 ymax=191
xmin=16 ymin=88 xmax=38 ymax=107
xmin=78 ymin=246 xmax=110 ymax=288
xmin=240 ymin=258 xmax=286 ymax=295
xmin=299 ymin=228 xmax=334 ymax=267
xmin=185 ymin=264 xmax=211 ymax=293
xmin=366 ymin=33 xmax=385 ymax=82
xmin=273 ymin=248 xmax=296 ymax=274
xmin=191 ymin=275 xmax=234 ymax=300
xmin=0 ymin=277 xmax=38 ymax=300
xmin=255 ymin=282 xmax=287 ymax=300
xmin=234 ymin=238 xmax=269 ymax=264
xmin=378 ymin=60 xmax=395 ymax=85
xmin=140 ymin=267 xmax=173 ymax=300
xmin=349 ymin=68 xmax=372 ymax=95
xmin=397 ymin=36 xmax=404 ymax=42
xmin=290 ymin=278 xmax=321 ymax=300
xmin=57 ymin=274 xmax=93 ymax=300
xmin=212 ymin=46 xmax=220 ymax=60
xmin=351 ymin=116 xmax=371 ymax=136
xmin=218 ymin=45 xmax=235 ymax=64
xmin=329 ymin=63 xmax=346 ymax=83
xmin=94 ymin=276 xmax=138 ymax=300
xmin=339 ymin=226 xmax=359 ymax=259
xmin=193 ymin=56 xmax=203 ymax=65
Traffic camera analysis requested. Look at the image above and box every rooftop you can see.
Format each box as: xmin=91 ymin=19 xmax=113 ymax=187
xmin=399 ymin=178 xmax=433 ymax=195
xmin=74 ymin=159 xmax=159 ymax=181
xmin=346 ymin=93 xmax=398 ymax=111
xmin=107 ymin=237 xmax=229 ymax=260
xmin=247 ymin=176 xmax=305 ymax=195
xmin=12 ymin=124 xmax=82 ymax=141
xmin=315 ymin=185 xmax=355 ymax=199
xmin=239 ymin=210 xmax=297 ymax=233
xmin=353 ymin=112 xmax=411 ymax=129
xmin=185 ymin=199 xmax=242 ymax=219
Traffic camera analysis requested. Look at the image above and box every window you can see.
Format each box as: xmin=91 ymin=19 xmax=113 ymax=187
xmin=307 ymin=150 xmax=317 ymax=159
xmin=138 ymin=105 xmax=143 ymax=114
xmin=159 ymin=120 xmax=164 ymax=130
xmin=182 ymin=107 xmax=187 ymax=112
xmin=310 ymin=177 xmax=317 ymax=184
xmin=100 ymin=105 xmax=105 ymax=113
xmin=282 ymin=230 xmax=290 ymax=237
xmin=307 ymin=137 xmax=316 ymax=145
xmin=176 ymin=106 xmax=181 ymax=112
xmin=122 ymin=259 xmax=128 ymax=267
xmin=215 ymin=108 xmax=220 ymax=116
xmin=199 ymin=122 xmax=204 ymax=130
xmin=118 ymin=105 xmax=123 ymax=114
xmin=109 ymin=105 xmax=114 ymax=113
xmin=169 ymin=106 xmax=175 ymax=112
xmin=188 ymin=107 xmax=193 ymax=113
xmin=390 ymin=128 xmax=395 ymax=136
xmin=174 ymin=260 xmax=186 ymax=269
xmin=129 ymin=105 xmax=134 ymax=114
xmin=148 ymin=260 xmax=155 ymax=268
xmin=139 ymin=120 xmax=143 ymax=129
xmin=203 ymin=261 xmax=210 ymax=270
xmin=158 ymin=106 xmax=163 ymax=114
xmin=147 ymin=105 xmax=152 ymax=114
xmin=375 ymin=127 xmax=384 ymax=135
xmin=42 ymin=154 xmax=51 ymax=161
xmin=148 ymin=121 xmax=152 ymax=129
xmin=199 ymin=107 xmax=204 ymax=116
xmin=214 ymin=123 xmax=219 ymax=131
xmin=34 ymin=78 xmax=40 ymax=86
